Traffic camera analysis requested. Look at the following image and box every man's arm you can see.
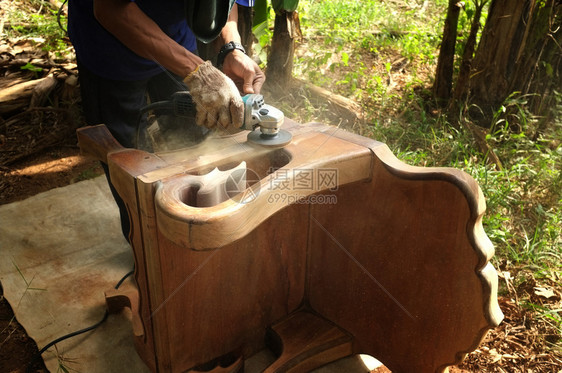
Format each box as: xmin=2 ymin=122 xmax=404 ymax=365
xmin=93 ymin=0 xmax=260 ymax=129
xmin=219 ymin=3 xmax=242 ymax=46
xmin=219 ymin=4 xmax=265 ymax=94
xmin=93 ymin=0 xmax=203 ymax=77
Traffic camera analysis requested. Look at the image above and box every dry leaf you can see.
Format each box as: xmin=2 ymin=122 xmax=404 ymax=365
xmin=534 ymin=286 xmax=556 ymax=299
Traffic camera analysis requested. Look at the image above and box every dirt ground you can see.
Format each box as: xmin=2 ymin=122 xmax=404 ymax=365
xmin=1 ymin=283 xmax=48 ymax=373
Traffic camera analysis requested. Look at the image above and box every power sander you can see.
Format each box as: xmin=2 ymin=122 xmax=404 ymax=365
xmin=141 ymin=91 xmax=292 ymax=147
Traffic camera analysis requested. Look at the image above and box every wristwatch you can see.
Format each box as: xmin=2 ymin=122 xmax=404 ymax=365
xmin=217 ymin=41 xmax=246 ymax=69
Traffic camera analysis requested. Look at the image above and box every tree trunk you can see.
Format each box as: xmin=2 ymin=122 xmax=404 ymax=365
xmin=237 ymin=4 xmax=254 ymax=57
xmin=433 ymin=0 xmax=462 ymax=105
xmin=452 ymin=0 xmax=487 ymax=104
xmin=469 ymin=0 xmax=528 ymax=117
xmin=458 ymin=0 xmax=561 ymax=131
xmin=507 ymin=1 xmax=562 ymax=118
xmin=267 ymin=10 xmax=301 ymax=86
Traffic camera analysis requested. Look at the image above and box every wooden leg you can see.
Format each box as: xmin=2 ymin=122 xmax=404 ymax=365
xmin=105 ymin=287 xmax=145 ymax=338
xmin=188 ymin=356 xmax=244 ymax=373
xmin=264 ymin=311 xmax=353 ymax=373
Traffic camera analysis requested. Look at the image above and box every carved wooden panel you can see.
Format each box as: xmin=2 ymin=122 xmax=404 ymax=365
xmin=78 ymin=120 xmax=502 ymax=373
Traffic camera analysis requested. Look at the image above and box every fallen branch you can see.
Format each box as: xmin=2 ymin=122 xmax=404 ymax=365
xmin=292 ymin=78 xmax=365 ymax=122
xmin=0 ymin=78 xmax=47 ymax=115
xmin=30 ymin=74 xmax=57 ymax=108
xmin=462 ymin=121 xmax=503 ymax=170
xmin=1 ymin=22 xmax=35 ymax=32
xmin=2 ymin=59 xmax=77 ymax=75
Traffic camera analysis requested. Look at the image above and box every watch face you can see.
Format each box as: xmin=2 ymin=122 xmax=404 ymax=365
xmin=184 ymin=0 xmax=232 ymax=43
xmin=223 ymin=42 xmax=245 ymax=54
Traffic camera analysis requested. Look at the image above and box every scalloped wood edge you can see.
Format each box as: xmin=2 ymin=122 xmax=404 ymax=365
xmin=372 ymin=144 xmax=504 ymax=370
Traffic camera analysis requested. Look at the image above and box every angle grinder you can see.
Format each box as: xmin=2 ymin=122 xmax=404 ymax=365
xmin=141 ymin=91 xmax=292 ymax=147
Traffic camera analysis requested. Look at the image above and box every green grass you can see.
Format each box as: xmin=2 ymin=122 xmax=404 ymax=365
xmin=293 ymin=0 xmax=447 ymax=111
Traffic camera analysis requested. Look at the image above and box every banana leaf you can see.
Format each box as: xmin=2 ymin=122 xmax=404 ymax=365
xmin=253 ymin=0 xmax=269 ymax=26
xmin=271 ymin=0 xmax=299 ymax=13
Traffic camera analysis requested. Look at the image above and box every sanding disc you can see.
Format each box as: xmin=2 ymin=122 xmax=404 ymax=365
xmin=247 ymin=129 xmax=292 ymax=147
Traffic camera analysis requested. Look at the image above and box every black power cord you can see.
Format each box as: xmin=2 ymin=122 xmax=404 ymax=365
xmin=26 ymin=268 xmax=135 ymax=373
xmin=57 ymin=0 xmax=68 ymax=35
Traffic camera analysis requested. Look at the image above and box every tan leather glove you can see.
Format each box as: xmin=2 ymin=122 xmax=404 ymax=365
xmin=183 ymin=61 xmax=244 ymax=129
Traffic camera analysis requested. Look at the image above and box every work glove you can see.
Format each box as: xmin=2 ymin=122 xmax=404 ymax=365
xmin=183 ymin=61 xmax=244 ymax=129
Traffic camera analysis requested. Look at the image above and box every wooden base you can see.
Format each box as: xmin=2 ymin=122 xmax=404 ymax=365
xmin=265 ymin=311 xmax=353 ymax=373
xmin=189 ymin=356 xmax=244 ymax=373
xmin=78 ymin=120 xmax=503 ymax=373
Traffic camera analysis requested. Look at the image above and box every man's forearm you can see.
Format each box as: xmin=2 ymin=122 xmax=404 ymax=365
xmin=93 ymin=0 xmax=203 ymax=77
xmin=218 ymin=3 xmax=242 ymax=48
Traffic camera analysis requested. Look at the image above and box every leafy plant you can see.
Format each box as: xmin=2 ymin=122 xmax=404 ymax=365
xmin=272 ymin=0 xmax=299 ymax=12
xmin=6 ymin=5 xmax=69 ymax=56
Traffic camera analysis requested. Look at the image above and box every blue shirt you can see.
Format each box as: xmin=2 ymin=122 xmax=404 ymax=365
xmin=68 ymin=0 xmax=252 ymax=81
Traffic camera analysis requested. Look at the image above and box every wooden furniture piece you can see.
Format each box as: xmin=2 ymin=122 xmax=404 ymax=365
xmin=77 ymin=120 xmax=503 ymax=373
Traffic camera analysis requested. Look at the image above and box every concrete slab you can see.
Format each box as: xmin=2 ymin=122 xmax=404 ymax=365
xmin=0 ymin=176 xmax=379 ymax=372
xmin=0 ymin=176 xmax=149 ymax=373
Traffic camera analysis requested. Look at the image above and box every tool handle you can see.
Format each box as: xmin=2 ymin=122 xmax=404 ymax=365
xmin=77 ymin=124 xmax=125 ymax=164
xmin=171 ymin=91 xmax=196 ymax=118
xmin=139 ymin=91 xmax=196 ymax=118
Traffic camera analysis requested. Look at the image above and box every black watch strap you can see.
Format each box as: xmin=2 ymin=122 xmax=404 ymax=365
xmin=217 ymin=41 xmax=246 ymax=68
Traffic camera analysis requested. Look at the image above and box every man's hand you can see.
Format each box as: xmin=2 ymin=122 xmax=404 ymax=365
xmin=222 ymin=50 xmax=265 ymax=94
xmin=184 ymin=61 xmax=244 ymax=129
